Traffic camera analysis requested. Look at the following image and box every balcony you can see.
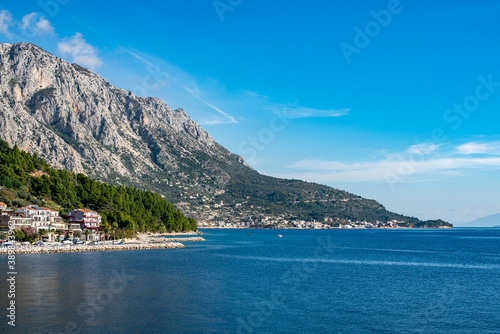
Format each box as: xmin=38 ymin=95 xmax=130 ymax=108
xmin=50 ymin=223 xmax=67 ymax=230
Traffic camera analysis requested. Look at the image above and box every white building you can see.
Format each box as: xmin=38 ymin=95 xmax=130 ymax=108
xmin=15 ymin=206 xmax=51 ymax=231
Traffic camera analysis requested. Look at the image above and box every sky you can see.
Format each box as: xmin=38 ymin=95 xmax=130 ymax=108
xmin=1 ymin=0 xmax=500 ymax=224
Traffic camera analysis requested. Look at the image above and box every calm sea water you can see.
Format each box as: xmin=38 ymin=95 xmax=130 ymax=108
xmin=1 ymin=228 xmax=500 ymax=333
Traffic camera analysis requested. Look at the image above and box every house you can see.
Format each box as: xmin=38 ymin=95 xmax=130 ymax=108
xmin=66 ymin=223 xmax=82 ymax=233
xmin=15 ymin=206 xmax=51 ymax=231
xmin=10 ymin=215 xmax=32 ymax=230
xmin=40 ymin=207 xmax=66 ymax=231
xmin=66 ymin=209 xmax=101 ymax=230
xmin=0 ymin=202 xmax=13 ymax=217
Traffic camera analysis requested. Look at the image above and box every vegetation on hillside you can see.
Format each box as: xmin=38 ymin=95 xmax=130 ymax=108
xmin=0 ymin=139 xmax=197 ymax=232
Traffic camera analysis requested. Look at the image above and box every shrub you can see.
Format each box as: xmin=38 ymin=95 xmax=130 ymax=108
xmin=11 ymin=199 xmax=30 ymax=208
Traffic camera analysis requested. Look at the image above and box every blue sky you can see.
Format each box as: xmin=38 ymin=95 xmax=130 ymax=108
xmin=1 ymin=0 xmax=500 ymax=223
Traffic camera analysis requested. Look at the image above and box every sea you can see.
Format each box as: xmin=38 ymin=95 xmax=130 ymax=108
xmin=1 ymin=228 xmax=499 ymax=333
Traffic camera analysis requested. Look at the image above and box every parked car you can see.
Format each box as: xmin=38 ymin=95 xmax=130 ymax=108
xmin=73 ymin=240 xmax=83 ymax=244
xmin=62 ymin=240 xmax=73 ymax=245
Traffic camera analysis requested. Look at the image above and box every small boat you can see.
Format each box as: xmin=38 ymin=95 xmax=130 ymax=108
xmin=278 ymin=234 xmax=283 ymax=238
xmin=247 ymin=233 xmax=251 ymax=235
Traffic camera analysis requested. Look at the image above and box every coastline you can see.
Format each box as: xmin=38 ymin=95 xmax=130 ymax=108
xmin=0 ymin=232 xmax=206 ymax=255
xmin=198 ymin=226 xmax=454 ymax=229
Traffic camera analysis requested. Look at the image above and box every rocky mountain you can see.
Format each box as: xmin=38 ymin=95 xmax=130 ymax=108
xmin=0 ymin=42 xmax=450 ymax=227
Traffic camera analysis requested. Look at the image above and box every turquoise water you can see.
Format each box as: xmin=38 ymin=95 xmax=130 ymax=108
xmin=1 ymin=228 xmax=499 ymax=333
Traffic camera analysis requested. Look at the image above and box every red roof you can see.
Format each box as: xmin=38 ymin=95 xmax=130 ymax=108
xmin=0 ymin=202 xmax=6 ymax=206
xmin=75 ymin=209 xmax=99 ymax=214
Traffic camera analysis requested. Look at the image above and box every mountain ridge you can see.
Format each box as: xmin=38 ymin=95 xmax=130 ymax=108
xmin=0 ymin=42 xmax=451 ymax=227
xmin=457 ymin=213 xmax=500 ymax=227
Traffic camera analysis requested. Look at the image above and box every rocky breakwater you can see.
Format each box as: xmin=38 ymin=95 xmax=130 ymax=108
xmin=0 ymin=242 xmax=185 ymax=254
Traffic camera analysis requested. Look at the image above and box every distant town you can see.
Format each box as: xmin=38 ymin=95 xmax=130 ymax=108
xmin=198 ymin=217 xmax=452 ymax=229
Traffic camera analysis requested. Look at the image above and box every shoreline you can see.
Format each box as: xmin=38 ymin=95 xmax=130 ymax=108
xmin=0 ymin=232 xmax=207 ymax=255
xmin=198 ymin=226 xmax=454 ymax=230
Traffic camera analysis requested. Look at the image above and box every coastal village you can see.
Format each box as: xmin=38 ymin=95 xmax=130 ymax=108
xmin=0 ymin=201 xmax=104 ymax=242
xmin=0 ymin=201 xmax=205 ymax=254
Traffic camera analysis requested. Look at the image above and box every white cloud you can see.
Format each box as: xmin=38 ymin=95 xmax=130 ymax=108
xmin=456 ymin=141 xmax=500 ymax=155
xmin=58 ymin=33 xmax=103 ymax=71
xmin=284 ymin=141 xmax=500 ymax=183
xmin=20 ymin=13 xmax=54 ymax=36
xmin=0 ymin=10 xmax=13 ymax=37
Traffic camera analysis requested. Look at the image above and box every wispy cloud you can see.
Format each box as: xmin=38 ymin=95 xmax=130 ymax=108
xmin=116 ymin=51 xmax=348 ymax=126
xmin=282 ymin=106 xmax=350 ymax=119
xmin=120 ymin=47 xmax=238 ymax=124
xmin=20 ymin=13 xmax=54 ymax=36
xmin=284 ymin=141 xmax=500 ymax=183
xmin=406 ymin=143 xmax=442 ymax=155
xmin=122 ymin=48 xmax=172 ymax=79
xmin=241 ymin=90 xmax=350 ymax=120
xmin=183 ymin=85 xmax=237 ymax=124
xmin=58 ymin=33 xmax=103 ymax=71
xmin=0 ymin=10 xmax=13 ymax=37
xmin=200 ymin=119 xmax=235 ymax=125
xmin=456 ymin=141 xmax=500 ymax=155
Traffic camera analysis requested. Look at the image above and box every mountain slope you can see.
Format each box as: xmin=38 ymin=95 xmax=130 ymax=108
xmin=0 ymin=42 xmax=450 ymax=227
xmin=460 ymin=214 xmax=500 ymax=227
